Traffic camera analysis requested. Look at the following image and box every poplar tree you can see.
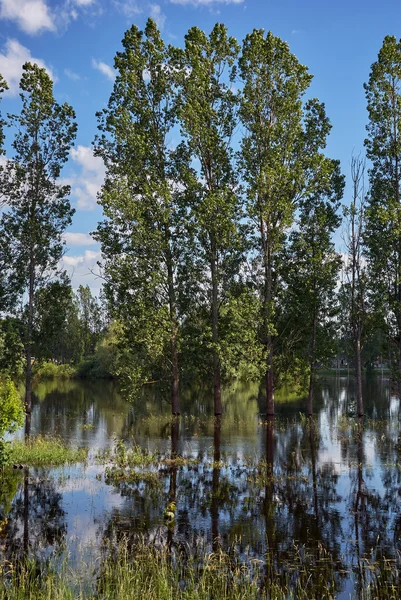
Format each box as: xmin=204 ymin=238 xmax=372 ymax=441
xmin=283 ymin=161 xmax=344 ymax=415
xmin=76 ymin=285 xmax=102 ymax=357
xmin=174 ymin=24 xmax=242 ymax=415
xmin=95 ymin=19 xmax=192 ymax=414
xmin=0 ymin=63 xmax=76 ymax=435
xmin=341 ymin=156 xmax=367 ymax=417
xmin=239 ymin=29 xmax=336 ymax=415
xmin=364 ymin=36 xmax=401 ymax=381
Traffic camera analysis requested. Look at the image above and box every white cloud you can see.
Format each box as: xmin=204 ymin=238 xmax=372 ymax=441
xmin=64 ymin=145 xmax=105 ymax=211
xmin=113 ymin=0 xmax=142 ymax=17
xmin=63 ymin=232 xmax=97 ymax=246
xmin=52 ymin=0 xmax=100 ymax=33
xmin=0 ymin=0 xmax=55 ymax=35
xmin=0 ymin=39 xmax=56 ymax=95
xmin=150 ymin=4 xmax=166 ymax=29
xmin=63 ymin=249 xmax=100 ymax=268
xmin=92 ymin=59 xmax=116 ymax=81
xmin=64 ymin=68 xmax=81 ymax=81
xmin=171 ymin=0 xmax=243 ymax=4
xmin=61 ymin=250 xmax=103 ymax=293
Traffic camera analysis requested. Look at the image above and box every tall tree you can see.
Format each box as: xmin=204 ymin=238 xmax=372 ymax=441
xmin=364 ymin=36 xmax=401 ymax=382
xmin=174 ymin=24 xmax=242 ymax=415
xmin=0 ymin=63 xmax=76 ymax=435
xmin=76 ymin=285 xmax=103 ymax=357
xmin=239 ymin=29 xmax=336 ymax=415
xmin=94 ymin=19 xmax=193 ymax=414
xmin=32 ymin=279 xmax=78 ymax=364
xmin=341 ymin=155 xmax=368 ymax=417
xmin=283 ymin=161 xmax=344 ymax=415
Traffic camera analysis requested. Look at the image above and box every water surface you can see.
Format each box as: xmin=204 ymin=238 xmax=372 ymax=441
xmin=2 ymin=374 xmax=400 ymax=598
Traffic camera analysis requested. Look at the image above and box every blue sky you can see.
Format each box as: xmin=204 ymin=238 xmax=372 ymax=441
xmin=0 ymin=0 xmax=400 ymax=291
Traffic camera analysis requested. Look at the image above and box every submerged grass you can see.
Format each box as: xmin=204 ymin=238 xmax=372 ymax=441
xmin=9 ymin=436 xmax=88 ymax=467
xmin=0 ymin=540 xmax=399 ymax=599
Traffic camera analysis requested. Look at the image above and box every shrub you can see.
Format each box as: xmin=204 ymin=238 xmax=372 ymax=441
xmin=0 ymin=378 xmax=24 ymax=465
xmin=34 ymin=362 xmax=77 ymax=380
xmin=76 ymin=357 xmax=113 ymax=379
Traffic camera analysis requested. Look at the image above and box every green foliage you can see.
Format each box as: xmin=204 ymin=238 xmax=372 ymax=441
xmin=174 ymin=23 xmax=244 ymax=408
xmin=238 ymin=29 xmax=340 ymax=405
xmin=364 ymin=36 xmax=401 ymax=373
xmin=34 ymin=362 xmax=77 ymax=380
xmin=219 ymin=287 xmax=265 ymax=381
xmin=0 ymin=318 xmax=25 ymax=378
xmin=76 ymin=285 xmax=103 ymax=357
xmin=0 ymin=377 xmax=24 ymax=464
xmin=0 ymin=63 xmax=76 ymax=299
xmin=0 ymin=378 xmax=24 ymax=436
xmin=94 ymin=19 xmax=194 ymax=408
xmin=0 ymin=62 xmax=77 ymax=426
xmin=0 ymin=27 xmax=360 ymax=406
xmin=32 ymin=278 xmax=79 ymax=363
xmin=281 ymin=161 xmax=344 ymax=374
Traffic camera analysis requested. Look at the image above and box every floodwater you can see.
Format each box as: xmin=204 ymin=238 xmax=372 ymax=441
xmin=1 ymin=374 xmax=401 ymax=598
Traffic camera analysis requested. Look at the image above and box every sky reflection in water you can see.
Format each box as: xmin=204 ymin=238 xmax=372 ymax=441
xmin=1 ymin=374 xmax=400 ymax=599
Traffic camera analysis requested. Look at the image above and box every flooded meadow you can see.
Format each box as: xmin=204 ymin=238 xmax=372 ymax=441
xmin=1 ymin=374 xmax=401 ymax=599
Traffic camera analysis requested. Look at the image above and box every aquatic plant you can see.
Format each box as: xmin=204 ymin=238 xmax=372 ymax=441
xmin=8 ymin=436 xmax=87 ymax=467
xmin=0 ymin=539 xmax=399 ymax=599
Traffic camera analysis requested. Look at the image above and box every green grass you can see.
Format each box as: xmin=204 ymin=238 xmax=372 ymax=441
xmin=96 ymin=439 xmax=159 ymax=467
xmin=0 ymin=540 xmax=399 ymax=599
xmin=8 ymin=436 xmax=88 ymax=466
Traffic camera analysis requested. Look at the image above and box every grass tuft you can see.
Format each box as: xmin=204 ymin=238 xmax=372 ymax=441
xmin=9 ymin=436 xmax=88 ymax=467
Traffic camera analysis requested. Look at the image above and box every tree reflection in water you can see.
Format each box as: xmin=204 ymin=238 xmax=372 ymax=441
xmin=1 ymin=377 xmax=401 ymax=597
xmin=0 ymin=465 xmax=66 ymax=587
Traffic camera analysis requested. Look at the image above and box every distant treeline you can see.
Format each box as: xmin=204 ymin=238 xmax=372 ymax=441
xmin=0 ymin=23 xmax=400 ymax=432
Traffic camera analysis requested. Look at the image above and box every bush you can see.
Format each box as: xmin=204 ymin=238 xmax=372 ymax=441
xmin=34 ymin=362 xmax=77 ymax=380
xmin=0 ymin=377 xmax=24 ymax=465
xmin=76 ymin=357 xmax=113 ymax=379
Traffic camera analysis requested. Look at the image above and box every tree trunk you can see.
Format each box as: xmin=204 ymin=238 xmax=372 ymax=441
xmin=355 ymin=332 xmax=364 ymax=417
xmin=25 ymin=350 xmax=32 ymax=438
xmin=266 ymin=341 xmax=274 ymax=416
xmin=307 ymin=315 xmax=317 ymax=416
xmin=398 ymin=331 xmax=401 ymax=392
xmin=210 ymin=238 xmax=222 ymax=416
xmin=309 ymin=418 xmax=319 ymax=522
xmin=211 ymin=415 xmax=221 ymax=552
xmin=355 ymin=425 xmax=365 ymax=595
xmin=264 ymin=416 xmax=275 ymax=586
xmin=23 ymin=467 xmax=29 ymax=555
xmin=307 ymin=369 xmax=314 ymax=417
xmin=261 ymin=217 xmax=274 ymax=415
xmin=167 ymin=419 xmax=179 ymax=552
xmin=171 ymin=337 xmax=180 ymax=416
xmin=166 ymin=239 xmax=180 ymax=416
xmin=25 ymin=253 xmax=34 ymax=438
